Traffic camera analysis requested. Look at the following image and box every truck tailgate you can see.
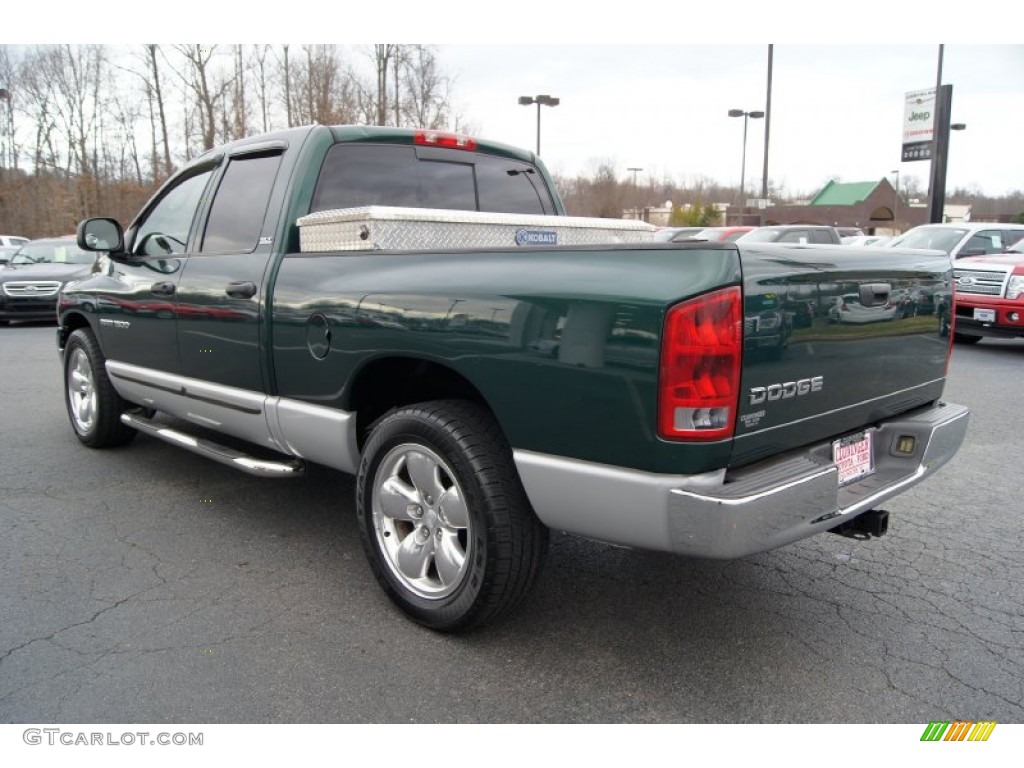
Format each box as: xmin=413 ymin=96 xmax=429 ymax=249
xmin=731 ymin=243 xmax=951 ymax=468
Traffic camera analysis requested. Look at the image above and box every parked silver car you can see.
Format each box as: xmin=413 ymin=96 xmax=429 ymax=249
xmin=0 ymin=237 xmax=101 ymax=324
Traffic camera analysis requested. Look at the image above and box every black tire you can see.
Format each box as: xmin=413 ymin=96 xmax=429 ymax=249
xmin=63 ymin=328 xmax=138 ymax=447
xmin=356 ymin=400 xmax=548 ymax=632
xmin=953 ymin=332 xmax=981 ymax=345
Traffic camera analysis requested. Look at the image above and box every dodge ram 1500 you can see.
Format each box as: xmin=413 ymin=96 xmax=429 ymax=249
xmin=59 ymin=124 xmax=969 ymax=631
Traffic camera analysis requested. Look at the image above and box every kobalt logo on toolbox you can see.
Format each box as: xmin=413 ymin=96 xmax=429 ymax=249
xmin=749 ymin=376 xmax=824 ymax=405
xmin=515 ymin=229 xmax=557 ymax=246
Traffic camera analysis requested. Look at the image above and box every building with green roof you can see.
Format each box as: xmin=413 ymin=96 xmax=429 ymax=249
xmin=729 ymin=177 xmax=930 ymax=234
xmin=809 ymin=180 xmax=885 ymax=207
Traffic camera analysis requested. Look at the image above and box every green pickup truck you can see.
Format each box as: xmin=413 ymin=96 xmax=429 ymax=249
xmin=59 ymin=124 xmax=969 ymax=631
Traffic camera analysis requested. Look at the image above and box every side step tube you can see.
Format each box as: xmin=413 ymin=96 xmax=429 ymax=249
xmin=120 ymin=413 xmax=305 ymax=478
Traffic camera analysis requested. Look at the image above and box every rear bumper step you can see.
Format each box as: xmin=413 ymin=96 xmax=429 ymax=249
xmin=120 ymin=413 xmax=305 ymax=478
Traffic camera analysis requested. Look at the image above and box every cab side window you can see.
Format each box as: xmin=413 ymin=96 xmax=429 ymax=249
xmin=133 ymin=168 xmax=216 ymax=256
xmin=201 ymin=153 xmax=283 ymax=253
xmin=964 ymin=230 xmax=1003 ymax=255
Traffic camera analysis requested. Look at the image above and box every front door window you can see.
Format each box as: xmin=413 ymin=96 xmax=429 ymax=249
xmin=133 ymin=168 xmax=216 ymax=255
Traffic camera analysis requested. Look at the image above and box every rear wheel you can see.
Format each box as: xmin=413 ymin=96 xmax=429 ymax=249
xmin=64 ymin=328 xmax=137 ymax=447
xmin=356 ymin=400 xmax=547 ymax=632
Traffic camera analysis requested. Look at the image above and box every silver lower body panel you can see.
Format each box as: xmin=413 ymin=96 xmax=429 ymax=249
xmin=106 ymin=361 xmax=360 ymax=475
xmin=514 ymin=401 xmax=969 ymax=558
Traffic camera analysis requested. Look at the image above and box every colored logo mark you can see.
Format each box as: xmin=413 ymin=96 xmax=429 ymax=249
xmin=920 ymin=721 xmax=997 ymax=742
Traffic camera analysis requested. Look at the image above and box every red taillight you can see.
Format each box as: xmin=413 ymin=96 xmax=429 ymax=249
xmin=414 ymin=130 xmax=477 ymax=151
xmin=658 ymin=286 xmax=742 ymax=441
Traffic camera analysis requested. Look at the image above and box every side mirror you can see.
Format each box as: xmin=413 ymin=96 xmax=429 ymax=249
xmin=77 ymin=218 xmax=125 ymax=254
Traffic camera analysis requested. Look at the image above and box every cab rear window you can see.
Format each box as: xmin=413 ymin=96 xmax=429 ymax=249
xmin=310 ymin=144 xmax=555 ymax=216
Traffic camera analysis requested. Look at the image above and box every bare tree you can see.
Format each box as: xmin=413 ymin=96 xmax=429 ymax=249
xmin=393 ymin=47 xmax=404 ymax=126
xmin=25 ymin=45 xmax=110 ymax=218
xmin=279 ymin=44 xmax=294 ymax=127
xmin=107 ymin=92 xmax=144 ymax=185
xmin=229 ymin=44 xmax=248 ymax=140
xmin=285 ymin=45 xmax=359 ymax=127
xmin=558 ymin=162 xmax=630 ymax=218
xmin=251 ymin=44 xmax=272 ymax=134
xmin=0 ymin=48 xmax=18 ymax=171
xmin=11 ymin=47 xmax=92 ymax=230
xmin=174 ymin=44 xmax=234 ymax=152
xmin=0 ymin=43 xmax=493 ymax=238
xmin=399 ymin=45 xmax=454 ymax=130
xmin=145 ymin=45 xmax=173 ymax=178
xmin=373 ymin=44 xmax=397 ymax=126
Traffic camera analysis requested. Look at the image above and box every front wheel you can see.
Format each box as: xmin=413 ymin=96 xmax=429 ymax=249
xmin=356 ymin=400 xmax=548 ymax=632
xmin=64 ymin=328 xmax=138 ymax=447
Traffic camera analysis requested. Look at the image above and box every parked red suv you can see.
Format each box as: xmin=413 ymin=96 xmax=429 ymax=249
xmin=942 ymin=237 xmax=1024 ymax=344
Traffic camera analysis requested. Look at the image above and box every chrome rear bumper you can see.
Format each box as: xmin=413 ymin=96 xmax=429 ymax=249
xmin=514 ymin=401 xmax=969 ymax=558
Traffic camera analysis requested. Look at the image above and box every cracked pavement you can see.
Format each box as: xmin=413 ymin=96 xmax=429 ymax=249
xmin=1 ymin=324 xmax=1021 ymax=723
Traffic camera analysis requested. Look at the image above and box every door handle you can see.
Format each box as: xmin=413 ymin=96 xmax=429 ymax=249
xmin=151 ymin=281 xmax=176 ymax=296
xmin=225 ymin=281 xmax=257 ymax=299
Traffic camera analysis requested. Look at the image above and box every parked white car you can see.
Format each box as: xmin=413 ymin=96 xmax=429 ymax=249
xmin=828 ymin=293 xmax=898 ymax=324
xmin=0 ymin=235 xmax=29 ymax=248
xmin=887 ymin=223 xmax=1024 ymax=259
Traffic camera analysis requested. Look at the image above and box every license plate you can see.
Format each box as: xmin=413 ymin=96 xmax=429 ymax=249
xmin=833 ymin=430 xmax=874 ymax=486
xmin=973 ymin=308 xmax=995 ymax=322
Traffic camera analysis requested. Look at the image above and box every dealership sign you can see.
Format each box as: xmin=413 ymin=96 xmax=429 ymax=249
xmin=902 ymin=88 xmax=936 ymax=162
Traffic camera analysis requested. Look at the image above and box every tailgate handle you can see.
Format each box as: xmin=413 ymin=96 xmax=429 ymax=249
xmin=860 ymin=283 xmax=890 ymax=307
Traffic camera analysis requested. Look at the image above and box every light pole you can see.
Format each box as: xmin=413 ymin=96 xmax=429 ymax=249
xmin=927 ymin=84 xmax=967 ymax=224
xmin=627 ymin=167 xmax=643 ymax=221
xmin=926 ymin=45 xmax=968 ymax=225
xmin=890 ymin=169 xmax=900 ymax=234
xmin=728 ymin=109 xmax=764 ymax=206
xmin=518 ymin=94 xmax=559 ymax=156
xmin=761 ymin=45 xmax=773 ymax=202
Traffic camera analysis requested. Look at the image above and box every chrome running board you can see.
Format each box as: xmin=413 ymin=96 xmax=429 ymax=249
xmin=120 ymin=413 xmax=305 ymax=478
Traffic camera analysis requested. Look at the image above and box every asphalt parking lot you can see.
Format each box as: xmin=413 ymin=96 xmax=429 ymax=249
xmin=1 ymin=322 xmax=1021 ymax=723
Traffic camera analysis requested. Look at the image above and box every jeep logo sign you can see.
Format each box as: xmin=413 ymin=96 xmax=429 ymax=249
xmin=749 ymin=376 xmax=824 ymax=405
xmin=902 ymin=87 xmax=937 ymax=163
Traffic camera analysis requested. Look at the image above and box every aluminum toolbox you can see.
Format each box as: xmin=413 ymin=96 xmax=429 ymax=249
xmin=296 ymin=206 xmax=659 ymax=252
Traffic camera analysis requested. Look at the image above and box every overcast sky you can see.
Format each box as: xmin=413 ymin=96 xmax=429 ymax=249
xmin=12 ymin=5 xmax=1024 ymax=200
xmin=434 ymin=44 xmax=1023 ymax=199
